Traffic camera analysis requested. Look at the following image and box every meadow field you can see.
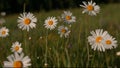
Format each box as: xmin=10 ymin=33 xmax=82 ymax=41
xmin=0 ymin=3 xmax=120 ymax=67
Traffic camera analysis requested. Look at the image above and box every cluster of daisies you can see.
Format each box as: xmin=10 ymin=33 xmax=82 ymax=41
xmin=88 ymin=29 xmax=117 ymax=52
xmin=17 ymin=11 xmax=76 ymax=38
xmin=2 ymin=12 xmax=35 ymax=68
xmin=3 ymin=9 xmax=76 ymax=67
xmin=80 ymin=1 xmax=117 ymax=51
xmin=2 ymin=0 xmax=118 ymax=67
xmin=3 ymin=41 xmax=31 ymax=67
xmin=44 ymin=11 xmax=76 ymax=38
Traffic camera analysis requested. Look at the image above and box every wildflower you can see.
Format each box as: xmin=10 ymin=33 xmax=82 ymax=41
xmin=80 ymin=0 xmax=100 ymax=16
xmin=17 ymin=12 xmax=37 ymax=31
xmin=88 ymin=29 xmax=109 ymax=52
xmin=0 ymin=27 xmax=9 ymax=38
xmin=103 ymin=35 xmax=117 ymax=49
xmin=44 ymin=17 xmax=58 ymax=30
xmin=11 ymin=41 xmax=22 ymax=53
xmin=58 ymin=25 xmax=70 ymax=38
xmin=3 ymin=52 xmax=31 ymax=68
xmin=62 ymin=11 xmax=76 ymax=24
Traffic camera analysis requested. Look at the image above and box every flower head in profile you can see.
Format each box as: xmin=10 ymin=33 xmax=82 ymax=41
xmin=62 ymin=11 xmax=76 ymax=24
xmin=17 ymin=12 xmax=37 ymax=32
xmin=80 ymin=0 xmax=100 ymax=16
xmin=11 ymin=41 xmax=22 ymax=53
xmin=44 ymin=17 xmax=58 ymax=30
xmin=103 ymin=34 xmax=117 ymax=49
xmin=3 ymin=52 xmax=31 ymax=68
xmin=58 ymin=25 xmax=70 ymax=38
xmin=0 ymin=27 xmax=9 ymax=38
xmin=88 ymin=29 xmax=109 ymax=52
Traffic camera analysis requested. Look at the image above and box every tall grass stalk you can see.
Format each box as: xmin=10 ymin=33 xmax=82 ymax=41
xmin=23 ymin=3 xmax=26 ymax=12
xmin=65 ymin=47 xmax=70 ymax=67
xmin=0 ymin=38 xmax=3 ymax=67
xmin=44 ymin=29 xmax=48 ymax=67
xmin=85 ymin=14 xmax=90 ymax=67
xmin=23 ymin=31 xmax=29 ymax=53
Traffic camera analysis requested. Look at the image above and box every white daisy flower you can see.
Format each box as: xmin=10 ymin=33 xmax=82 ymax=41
xmin=88 ymin=29 xmax=109 ymax=52
xmin=44 ymin=17 xmax=58 ymax=30
xmin=3 ymin=52 xmax=31 ymax=68
xmin=17 ymin=12 xmax=37 ymax=32
xmin=0 ymin=18 xmax=6 ymax=24
xmin=80 ymin=0 xmax=100 ymax=16
xmin=58 ymin=25 xmax=70 ymax=38
xmin=0 ymin=27 xmax=9 ymax=38
xmin=11 ymin=41 xmax=23 ymax=53
xmin=62 ymin=11 xmax=76 ymax=24
xmin=103 ymin=35 xmax=117 ymax=49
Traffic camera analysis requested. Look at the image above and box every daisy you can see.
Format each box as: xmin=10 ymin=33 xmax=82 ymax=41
xmin=88 ymin=29 xmax=109 ymax=52
xmin=58 ymin=25 xmax=70 ymax=38
xmin=80 ymin=0 xmax=100 ymax=16
xmin=103 ymin=35 xmax=117 ymax=49
xmin=3 ymin=52 xmax=31 ymax=68
xmin=17 ymin=12 xmax=37 ymax=32
xmin=61 ymin=11 xmax=76 ymax=24
xmin=11 ymin=41 xmax=23 ymax=53
xmin=0 ymin=27 xmax=9 ymax=38
xmin=44 ymin=17 xmax=58 ymax=30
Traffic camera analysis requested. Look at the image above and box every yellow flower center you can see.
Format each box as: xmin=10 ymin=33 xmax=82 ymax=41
xmin=13 ymin=61 xmax=23 ymax=68
xmin=66 ymin=16 xmax=71 ymax=20
xmin=87 ymin=5 xmax=94 ymax=11
xmin=96 ymin=36 xmax=102 ymax=43
xmin=2 ymin=30 xmax=6 ymax=35
xmin=48 ymin=20 xmax=53 ymax=25
xmin=14 ymin=46 xmax=20 ymax=51
xmin=61 ymin=28 xmax=66 ymax=33
xmin=106 ymin=40 xmax=112 ymax=45
xmin=24 ymin=18 xmax=31 ymax=25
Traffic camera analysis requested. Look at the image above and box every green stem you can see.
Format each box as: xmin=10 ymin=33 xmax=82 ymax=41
xmin=23 ymin=3 xmax=26 ymax=12
xmin=45 ymin=30 xmax=48 ymax=65
xmin=64 ymin=37 xmax=70 ymax=67
xmin=24 ymin=31 xmax=28 ymax=53
xmin=105 ymin=52 xmax=109 ymax=67
xmin=85 ymin=15 xmax=90 ymax=67
xmin=65 ymin=47 xmax=70 ymax=67
xmin=56 ymin=41 xmax=60 ymax=67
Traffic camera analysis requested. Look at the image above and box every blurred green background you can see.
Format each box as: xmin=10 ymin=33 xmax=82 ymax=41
xmin=0 ymin=0 xmax=120 ymax=13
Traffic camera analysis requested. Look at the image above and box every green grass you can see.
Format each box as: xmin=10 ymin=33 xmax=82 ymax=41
xmin=0 ymin=3 xmax=120 ymax=67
